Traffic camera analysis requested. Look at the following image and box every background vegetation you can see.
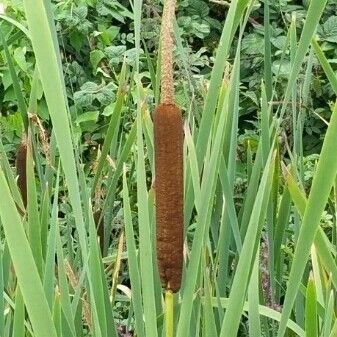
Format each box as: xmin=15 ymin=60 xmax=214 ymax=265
xmin=0 ymin=0 xmax=337 ymax=336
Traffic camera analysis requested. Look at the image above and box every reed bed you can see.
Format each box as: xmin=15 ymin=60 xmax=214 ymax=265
xmin=0 ymin=1 xmax=336 ymax=337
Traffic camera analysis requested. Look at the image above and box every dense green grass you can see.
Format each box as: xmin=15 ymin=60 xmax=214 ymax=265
xmin=0 ymin=1 xmax=337 ymax=336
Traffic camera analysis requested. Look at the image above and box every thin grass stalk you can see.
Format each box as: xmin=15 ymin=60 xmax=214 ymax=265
xmin=263 ymin=0 xmax=272 ymax=101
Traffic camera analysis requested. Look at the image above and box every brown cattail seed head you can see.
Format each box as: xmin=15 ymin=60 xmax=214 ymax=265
xmin=16 ymin=136 xmax=28 ymax=208
xmin=155 ymin=103 xmax=183 ymax=292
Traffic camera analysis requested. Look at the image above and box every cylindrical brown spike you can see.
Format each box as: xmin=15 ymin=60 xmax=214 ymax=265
xmin=16 ymin=137 xmax=28 ymax=209
xmin=155 ymin=103 xmax=183 ymax=293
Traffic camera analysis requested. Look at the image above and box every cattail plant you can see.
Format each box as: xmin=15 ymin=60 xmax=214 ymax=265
xmin=155 ymin=0 xmax=183 ymax=296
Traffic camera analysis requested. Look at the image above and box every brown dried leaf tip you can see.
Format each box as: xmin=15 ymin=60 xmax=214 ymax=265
xmin=15 ymin=136 xmax=28 ymax=209
xmin=155 ymin=103 xmax=184 ymax=293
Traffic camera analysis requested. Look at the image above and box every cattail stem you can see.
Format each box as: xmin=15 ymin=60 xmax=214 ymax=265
xmin=160 ymin=0 xmax=176 ymax=104
xmin=165 ymin=290 xmax=174 ymax=337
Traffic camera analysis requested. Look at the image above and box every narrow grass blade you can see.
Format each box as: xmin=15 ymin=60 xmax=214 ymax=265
xmin=0 ymin=169 xmax=57 ymax=337
xmin=248 ymin=248 xmax=261 ymax=337
xmin=56 ymin=227 xmax=76 ymax=337
xmin=285 ymin=168 xmax=337 ymax=289
xmin=135 ymin=86 xmax=158 ymax=337
xmin=220 ymin=151 xmax=275 ymax=336
xmin=211 ymin=297 xmax=305 ymax=337
xmin=197 ymin=0 xmax=250 ymax=162
xmin=12 ymin=287 xmax=25 ymax=337
xmin=23 ymin=0 xmax=88 ymax=258
xmin=184 ymin=122 xmax=201 ymax=208
xmin=87 ymin=213 xmax=108 ymax=337
xmin=53 ymin=292 xmax=61 ymax=337
xmin=305 ymin=273 xmax=318 ymax=337
xmin=0 ymin=138 xmax=23 ymax=210
xmin=91 ymin=63 xmax=128 ymax=194
xmin=177 ymin=54 xmax=239 ymax=337
xmin=279 ymin=0 xmax=328 ymax=119
xmin=0 ymin=27 xmax=28 ymax=130
xmin=102 ymin=121 xmax=136 ymax=221
xmin=43 ymin=162 xmax=60 ymax=310
xmin=0 ymin=30 xmax=25 ymax=52
xmin=203 ymin=270 xmax=217 ymax=337
xmin=277 ymin=102 xmax=337 ymax=336
xmin=0 ymin=252 xmax=4 ymax=334
xmin=40 ymin=187 xmax=50 ymax=260
xmin=323 ymin=291 xmax=334 ymax=337
xmin=0 ymin=15 xmax=30 ymax=37
xmin=26 ymin=139 xmax=43 ymax=277
xmin=123 ymin=167 xmax=145 ymax=337
xmin=312 ymin=39 xmax=337 ymax=95
xmin=263 ymin=0 xmax=272 ymax=101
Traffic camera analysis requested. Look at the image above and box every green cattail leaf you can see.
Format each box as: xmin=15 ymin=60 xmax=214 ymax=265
xmin=23 ymin=0 xmax=88 ymax=259
xmin=0 ymin=169 xmax=57 ymax=337
xmin=305 ymin=274 xmax=318 ymax=337
xmin=12 ymin=287 xmax=25 ymax=337
xmin=278 ymin=101 xmax=337 ymax=337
